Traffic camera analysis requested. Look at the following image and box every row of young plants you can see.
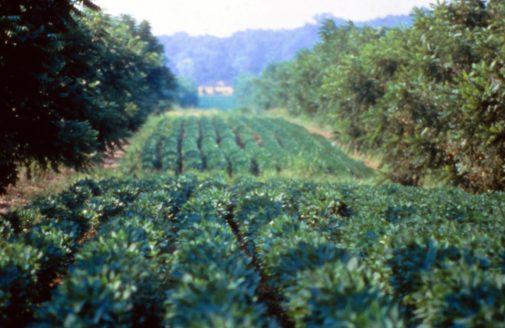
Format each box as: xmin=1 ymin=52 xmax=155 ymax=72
xmin=260 ymin=118 xmax=371 ymax=177
xmin=1 ymin=175 xmax=504 ymax=325
xmin=229 ymin=117 xmax=276 ymax=173
xmin=229 ymin=177 xmax=505 ymax=327
xmin=230 ymin=179 xmax=403 ymax=326
xmin=181 ymin=117 xmax=203 ymax=171
xmin=212 ymin=116 xmax=252 ymax=175
xmin=199 ymin=117 xmax=228 ymax=171
xmin=164 ymin=179 xmax=275 ymax=326
xmin=0 ymin=179 xmax=102 ymax=326
xmin=140 ymin=118 xmax=172 ymax=171
xmin=0 ymin=176 xmax=273 ymax=326
xmin=126 ymin=115 xmax=183 ymax=174
xmin=161 ymin=119 xmax=185 ymax=173
xmin=241 ymin=117 xmax=287 ymax=171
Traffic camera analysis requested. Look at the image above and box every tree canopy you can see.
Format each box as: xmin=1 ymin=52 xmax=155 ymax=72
xmin=0 ymin=0 xmax=176 ymax=192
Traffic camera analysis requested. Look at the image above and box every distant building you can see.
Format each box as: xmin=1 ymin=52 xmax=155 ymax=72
xmin=198 ymin=81 xmax=234 ymax=96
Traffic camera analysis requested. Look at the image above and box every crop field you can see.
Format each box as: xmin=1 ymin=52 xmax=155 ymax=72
xmin=122 ymin=114 xmax=372 ymax=179
xmin=2 ymin=112 xmax=505 ymax=327
xmin=1 ymin=174 xmax=504 ymax=326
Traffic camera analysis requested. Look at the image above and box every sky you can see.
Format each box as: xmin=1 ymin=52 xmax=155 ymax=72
xmin=94 ymin=0 xmax=435 ymax=37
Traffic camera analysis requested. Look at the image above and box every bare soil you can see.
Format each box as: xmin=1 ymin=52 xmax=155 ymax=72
xmin=0 ymin=145 xmax=127 ymax=214
xmin=305 ymin=125 xmax=334 ymax=140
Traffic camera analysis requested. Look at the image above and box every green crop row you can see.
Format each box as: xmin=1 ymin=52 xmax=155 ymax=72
xmin=0 ymin=176 xmax=272 ymax=326
xmin=161 ymin=119 xmax=184 ymax=173
xmin=181 ymin=117 xmax=204 ymax=171
xmin=231 ymin=179 xmax=403 ymax=326
xmin=241 ymin=117 xmax=286 ymax=171
xmin=164 ymin=180 xmax=275 ymax=327
xmin=200 ymin=116 xmax=228 ymax=171
xmin=259 ymin=118 xmax=371 ymax=177
xmin=212 ymin=116 xmax=251 ymax=175
xmin=229 ymin=117 xmax=275 ymax=173
xmin=140 ymin=118 xmax=170 ymax=171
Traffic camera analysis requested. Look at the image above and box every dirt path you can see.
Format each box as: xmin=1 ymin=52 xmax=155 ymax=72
xmin=0 ymin=145 xmax=127 ymax=214
xmin=304 ymin=125 xmax=334 ymax=140
xmin=102 ymin=146 xmax=127 ymax=169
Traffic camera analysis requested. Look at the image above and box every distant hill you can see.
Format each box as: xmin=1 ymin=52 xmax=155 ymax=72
xmin=158 ymin=14 xmax=412 ymax=85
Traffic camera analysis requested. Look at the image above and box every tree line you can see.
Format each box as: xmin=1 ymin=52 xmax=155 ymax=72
xmin=0 ymin=0 xmax=177 ymax=192
xmin=159 ymin=14 xmax=411 ymax=86
xmin=236 ymin=0 xmax=505 ymax=192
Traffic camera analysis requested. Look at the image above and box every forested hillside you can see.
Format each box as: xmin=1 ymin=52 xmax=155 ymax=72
xmin=237 ymin=0 xmax=505 ymax=192
xmin=158 ymin=14 xmax=412 ymax=85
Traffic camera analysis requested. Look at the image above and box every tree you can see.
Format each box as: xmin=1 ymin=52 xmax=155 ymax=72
xmin=0 ymin=0 xmax=99 ymax=191
xmin=175 ymin=77 xmax=198 ymax=108
xmin=0 ymin=1 xmax=176 ymax=192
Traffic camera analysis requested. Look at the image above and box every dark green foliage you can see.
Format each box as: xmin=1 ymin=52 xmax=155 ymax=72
xmin=181 ymin=117 xmax=203 ymax=171
xmin=200 ymin=117 xmax=228 ymax=171
xmin=37 ymin=216 xmax=172 ymax=326
xmin=0 ymin=242 xmax=43 ymax=325
xmin=174 ymin=77 xmax=198 ymax=108
xmin=164 ymin=184 xmax=271 ymax=327
xmin=283 ymin=261 xmax=403 ymax=327
xmin=239 ymin=0 xmax=505 ymax=192
xmin=230 ymin=177 xmax=505 ymax=326
xmin=0 ymin=176 xmax=194 ymax=326
xmin=0 ymin=1 xmax=176 ymax=193
xmin=1 ymin=175 xmax=505 ymax=325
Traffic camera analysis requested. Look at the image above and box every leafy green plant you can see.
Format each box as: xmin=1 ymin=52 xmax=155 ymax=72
xmin=1 ymin=173 xmax=505 ymax=325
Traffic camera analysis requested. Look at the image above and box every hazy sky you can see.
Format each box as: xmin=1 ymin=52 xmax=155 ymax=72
xmin=94 ymin=0 xmax=435 ymax=37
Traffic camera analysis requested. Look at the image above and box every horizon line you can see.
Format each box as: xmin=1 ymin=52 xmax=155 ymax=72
xmin=155 ymin=12 xmax=415 ymax=38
